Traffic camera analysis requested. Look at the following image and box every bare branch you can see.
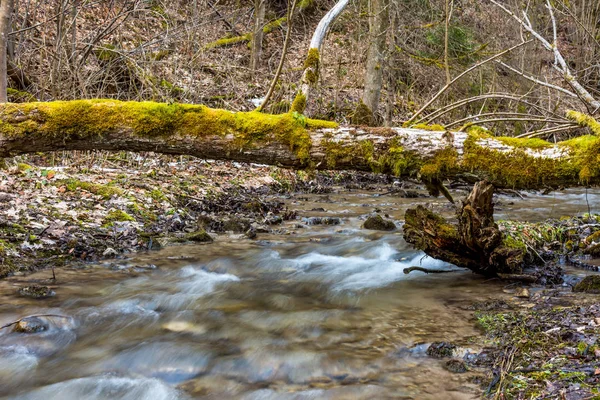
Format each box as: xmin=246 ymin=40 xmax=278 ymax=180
xmin=406 ymin=40 xmax=532 ymax=125
xmin=496 ymin=61 xmax=578 ymax=98
xmin=490 ymin=0 xmax=600 ymax=111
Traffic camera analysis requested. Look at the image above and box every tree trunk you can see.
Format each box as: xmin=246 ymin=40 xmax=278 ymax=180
xmin=403 ymin=181 xmax=562 ymax=282
xmin=250 ymin=0 xmax=266 ymax=72
xmin=0 ymin=0 xmax=13 ymax=102
xmin=361 ymin=0 xmax=389 ymax=119
xmin=295 ymin=0 xmax=350 ymax=113
xmin=0 ymin=100 xmax=599 ymax=189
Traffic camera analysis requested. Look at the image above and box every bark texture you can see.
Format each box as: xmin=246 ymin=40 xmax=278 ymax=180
xmin=250 ymin=0 xmax=266 ymax=71
xmin=362 ymin=0 xmax=389 ymax=117
xmin=0 ymin=0 xmax=13 ymax=102
xmin=0 ymin=100 xmax=599 ymax=189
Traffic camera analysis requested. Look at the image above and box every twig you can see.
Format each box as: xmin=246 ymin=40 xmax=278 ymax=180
xmin=403 ymin=266 xmax=462 ymax=274
xmin=257 ymin=0 xmax=297 ymax=112
xmin=490 ymin=0 xmax=600 ymax=111
xmin=515 ymin=123 xmax=579 ymax=138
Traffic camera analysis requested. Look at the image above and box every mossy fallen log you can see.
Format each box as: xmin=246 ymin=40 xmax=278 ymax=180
xmin=0 ymin=99 xmax=599 ymax=189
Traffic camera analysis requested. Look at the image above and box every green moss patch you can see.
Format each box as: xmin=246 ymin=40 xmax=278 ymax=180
xmin=58 ymin=178 xmax=123 ymax=199
xmin=103 ymin=209 xmax=135 ymax=227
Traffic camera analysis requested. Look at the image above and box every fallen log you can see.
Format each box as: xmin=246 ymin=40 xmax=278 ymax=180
xmin=403 ymin=180 xmax=563 ymax=282
xmin=0 ymin=100 xmax=599 ymax=189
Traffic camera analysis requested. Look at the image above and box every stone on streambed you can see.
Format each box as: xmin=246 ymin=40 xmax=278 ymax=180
xmin=301 ymin=217 xmax=341 ymax=226
xmin=18 ymin=285 xmax=55 ymax=299
xmin=362 ymin=215 xmax=396 ymax=231
xmin=573 ymin=275 xmax=600 ymax=294
xmin=426 ymin=342 xmax=457 ymax=358
xmin=13 ymin=317 xmax=49 ymax=333
xmin=444 ymin=358 xmax=468 ymax=373
xmin=186 ymin=229 xmax=213 ymax=243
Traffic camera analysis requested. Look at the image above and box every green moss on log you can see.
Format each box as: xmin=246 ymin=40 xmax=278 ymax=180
xmin=303 ymin=48 xmax=320 ymax=85
xmin=462 ymin=131 xmax=600 ymax=188
xmin=419 ymin=147 xmax=458 ymax=180
xmin=566 ymin=110 xmax=600 ymax=135
xmin=291 ymin=93 xmax=307 ymax=114
xmin=204 ymin=17 xmax=287 ymax=50
xmin=0 ymin=100 xmax=336 ymax=164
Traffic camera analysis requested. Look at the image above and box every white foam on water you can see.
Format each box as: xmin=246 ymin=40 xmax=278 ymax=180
xmin=177 ymin=266 xmax=240 ymax=294
xmin=98 ymin=267 xmax=240 ymax=313
xmin=0 ymin=345 xmax=38 ymax=380
xmin=259 ymin=242 xmax=455 ymax=292
xmin=12 ymin=376 xmax=186 ymax=400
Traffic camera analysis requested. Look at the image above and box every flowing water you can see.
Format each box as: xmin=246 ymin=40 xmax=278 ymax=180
xmin=0 ymin=187 xmax=598 ymax=400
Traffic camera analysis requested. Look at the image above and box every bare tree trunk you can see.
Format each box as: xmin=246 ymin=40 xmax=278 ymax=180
xmin=443 ymin=0 xmax=453 ymax=84
xmin=70 ymin=0 xmax=78 ymax=62
xmin=250 ymin=0 xmax=266 ymax=72
xmin=361 ymin=0 xmax=389 ymax=123
xmin=0 ymin=0 xmax=13 ymax=102
xmin=0 ymin=100 xmax=598 ymax=189
xmin=295 ymin=0 xmax=350 ymax=113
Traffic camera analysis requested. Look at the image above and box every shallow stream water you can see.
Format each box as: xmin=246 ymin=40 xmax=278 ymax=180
xmin=0 ymin=187 xmax=598 ymax=399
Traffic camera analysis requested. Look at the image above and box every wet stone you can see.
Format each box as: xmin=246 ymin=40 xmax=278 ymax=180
xmin=362 ymin=215 xmax=396 ymax=231
xmin=13 ymin=317 xmax=49 ymax=334
xmin=301 ymin=217 xmax=341 ymax=226
xmin=444 ymin=358 xmax=468 ymax=373
xmin=426 ymin=342 xmax=457 ymax=358
xmin=186 ymin=229 xmax=213 ymax=242
xmin=18 ymin=285 xmax=56 ymax=299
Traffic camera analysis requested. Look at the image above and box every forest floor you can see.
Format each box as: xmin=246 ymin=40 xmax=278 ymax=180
xmin=0 ymin=153 xmax=397 ymax=278
xmin=1 ymin=154 xmax=599 ymax=399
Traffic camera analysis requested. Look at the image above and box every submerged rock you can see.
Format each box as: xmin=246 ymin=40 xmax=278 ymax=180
xmin=18 ymin=285 xmax=56 ymax=299
xmin=573 ymin=275 xmax=600 ymax=293
xmin=13 ymin=317 xmax=49 ymax=333
xmin=301 ymin=217 xmax=341 ymax=226
xmin=444 ymin=358 xmax=468 ymax=373
xmin=362 ymin=215 xmax=396 ymax=231
xmin=426 ymin=342 xmax=456 ymax=358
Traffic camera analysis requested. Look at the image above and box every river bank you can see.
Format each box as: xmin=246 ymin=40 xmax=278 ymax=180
xmin=1 ymin=154 xmax=599 ymax=399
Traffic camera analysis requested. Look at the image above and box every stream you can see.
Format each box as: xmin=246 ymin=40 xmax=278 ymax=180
xmin=0 ymin=187 xmax=598 ymax=399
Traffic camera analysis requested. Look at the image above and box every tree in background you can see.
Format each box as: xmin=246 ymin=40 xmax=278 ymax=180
xmin=356 ymin=0 xmax=389 ymax=125
xmin=0 ymin=0 xmax=13 ymax=102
